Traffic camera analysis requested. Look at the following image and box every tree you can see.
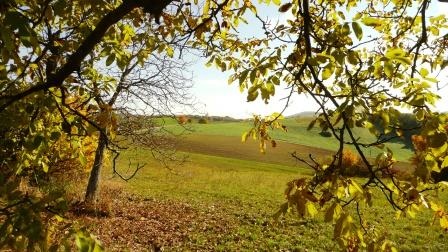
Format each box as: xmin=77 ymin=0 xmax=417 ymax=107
xmin=2 ymin=0 xmax=448 ymax=250
xmin=0 ymin=0 xmax=255 ymax=249
xmin=82 ymin=49 xmax=194 ymax=203
xmin=209 ymin=0 xmax=448 ymax=249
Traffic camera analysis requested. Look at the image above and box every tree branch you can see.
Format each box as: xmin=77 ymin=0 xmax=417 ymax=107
xmin=0 ymin=0 xmax=176 ymax=112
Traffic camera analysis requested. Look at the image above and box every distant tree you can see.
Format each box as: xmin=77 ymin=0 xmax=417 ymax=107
xmin=198 ymin=118 xmax=209 ymax=124
xmin=177 ymin=115 xmax=190 ymax=125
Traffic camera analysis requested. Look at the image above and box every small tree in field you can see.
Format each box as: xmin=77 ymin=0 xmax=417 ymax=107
xmin=198 ymin=117 xmax=209 ymax=124
xmin=83 ymin=52 xmax=193 ymax=203
xmin=177 ymin=115 xmax=190 ymax=124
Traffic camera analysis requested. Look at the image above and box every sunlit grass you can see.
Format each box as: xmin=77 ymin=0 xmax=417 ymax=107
xmin=108 ymin=147 xmax=448 ymax=251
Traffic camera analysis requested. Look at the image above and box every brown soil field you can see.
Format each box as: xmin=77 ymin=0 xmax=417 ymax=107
xmin=175 ymin=134 xmax=412 ymax=172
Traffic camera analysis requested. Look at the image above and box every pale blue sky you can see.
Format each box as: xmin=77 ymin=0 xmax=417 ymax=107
xmin=188 ymin=1 xmax=448 ymax=119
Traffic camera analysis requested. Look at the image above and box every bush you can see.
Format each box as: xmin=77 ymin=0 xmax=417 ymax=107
xmin=177 ymin=115 xmax=189 ymax=124
xmin=339 ymin=149 xmax=370 ymax=177
xmin=198 ymin=118 xmax=208 ymax=124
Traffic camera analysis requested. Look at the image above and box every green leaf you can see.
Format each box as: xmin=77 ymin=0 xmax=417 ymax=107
xmin=271 ymin=75 xmax=280 ymax=85
xmin=361 ymin=17 xmax=382 ymax=27
xmin=420 ymin=68 xmax=429 ymax=78
xmin=265 ymin=82 xmax=275 ymax=95
xmin=33 ymin=134 xmax=45 ymax=148
xmin=347 ymin=50 xmax=358 ymax=65
xmin=342 ymin=22 xmax=350 ymax=36
xmin=50 ymin=131 xmax=61 ymax=141
xmin=325 ymin=203 xmax=342 ymax=223
xmin=334 ymin=213 xmax=347 ymax=239
xmin=322 ymin=63 xmax=334 ymax=80
xmin=384 ymin=60 xmax=394 ymax=78
xmin=442 ymin=156 xmax=448 ymax=168
xmin=307 ymin=118 xmax=317 ymax=131
xmin=105 ymin=54 xmax=115 ymax=66
xmin=385 ymin=47 xmax=405 ymax=58
xmin=431 ymin=142 xmax=447 ymax=157
xmin=79 ymin=153 xmax=88 ymax=167
xmin=247 ymin=88 xmax=259 ymax=102
xmin=331 ymin=50 xmax=345 ymax=65
xmin=394 ymin=56 xmax=411 ymax=65
xmin=238 ymin=70 xmax=249 ymax=85
xmin=415 ymin=109 xmax=425 ymax=121
xmin=272 ymin=0 xmax=282 ymax=6
xmin=428 ymin=133 xmax=448 ymax=149
xmin=351 ymin=22 xmax=363 ymax=40
xmin=415 ymin=160 xmax=430 ymax=180
xmin=250 ymin=70 xmax=257 ymax=84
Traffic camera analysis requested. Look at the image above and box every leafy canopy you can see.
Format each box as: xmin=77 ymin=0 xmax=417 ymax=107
xmin=1 ymin=0 xmax=448 ymax=250
xmin=207 ymin=0 xmax=448 ymax=250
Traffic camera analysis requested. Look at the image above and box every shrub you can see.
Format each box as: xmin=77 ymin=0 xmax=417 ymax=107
xmin=177 ymin=115 xmax=189 ymax=124
xmin=339 ymin=149 xmax=370 ymax=177
xmin=198 ymin=118 xmax=208 ymax=124
xmin=411 ymin=134 xmax=426 ymax=152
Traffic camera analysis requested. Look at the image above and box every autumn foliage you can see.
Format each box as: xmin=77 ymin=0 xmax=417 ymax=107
xmin=339 ymin=149 xmax=368 ymax=177
xmin=177 ymin=115 xmax=190 ymax=124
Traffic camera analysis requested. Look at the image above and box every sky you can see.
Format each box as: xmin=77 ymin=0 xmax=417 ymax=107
xmin=187 ymin=1 xmax=448 ymax=119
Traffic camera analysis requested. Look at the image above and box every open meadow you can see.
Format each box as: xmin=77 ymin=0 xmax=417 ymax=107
xmin=75 ymin=117 xmax=448 ymax=251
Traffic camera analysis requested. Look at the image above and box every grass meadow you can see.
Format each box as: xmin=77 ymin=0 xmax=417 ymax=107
xmin=91 ymin=118 xmax=448 ymax=251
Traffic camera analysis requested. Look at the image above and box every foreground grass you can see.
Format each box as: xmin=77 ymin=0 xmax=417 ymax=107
xmin=103 ymin=147 xmax=448 ymax=251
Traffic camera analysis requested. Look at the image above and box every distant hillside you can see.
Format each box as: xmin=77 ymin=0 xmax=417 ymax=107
xmin=184 ymin=115 xmax=243 ymax=122
xmin=286 ymin=111 xmax=316 ymax=118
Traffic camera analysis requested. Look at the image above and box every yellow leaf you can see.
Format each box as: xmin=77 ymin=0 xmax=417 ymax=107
xmin=203 ymin=0 xmax=210 ymax=14
xmin=440 ymin=216 xmax=448 ymax=229
xmin=272 ymin=0 xmax=282 ymax=6
xmin=166 ymin=46 xmax=174 ymax=57
xmin=306 ymin=202 xmax=318 ymax=217
xmin=241 ymin=132 xmax=249 ymax=142
xmin=385 ymin=47 xmax=405 ymax=58
xmin=420 ymin=68 xmax=429 ymax=77
xmin=42 ymin=161 xmax=49 ymax=173
xmin=322 ymin=65 xmax=333 ymax=80
xmin=361 ymin=16 xmax=382 ymax=27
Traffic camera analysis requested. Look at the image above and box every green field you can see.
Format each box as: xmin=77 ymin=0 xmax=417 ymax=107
xmin=162 ymin=117 xmax=414 ymax=162
xmin=89 ymin=118 xmax=446 ymax=251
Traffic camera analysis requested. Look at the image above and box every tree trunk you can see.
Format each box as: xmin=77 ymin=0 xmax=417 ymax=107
xmin=84 ymin=131 xmax=108 ymax=203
